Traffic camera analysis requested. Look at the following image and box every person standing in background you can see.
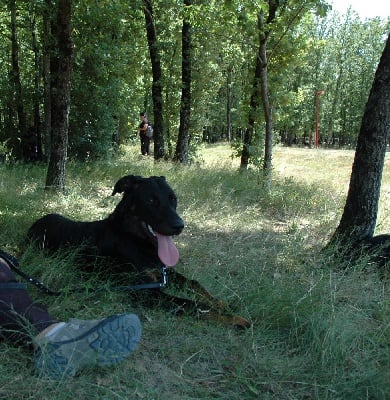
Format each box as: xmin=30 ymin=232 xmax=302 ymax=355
xmin=138 ymin=112 xmax=150 ymax=156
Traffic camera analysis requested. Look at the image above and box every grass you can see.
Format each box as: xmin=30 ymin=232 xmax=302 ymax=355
xmin=0 ymin=143 xmax=389 ymax=399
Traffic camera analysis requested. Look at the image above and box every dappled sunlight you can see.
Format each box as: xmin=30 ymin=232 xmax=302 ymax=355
xmin=0 ymin=143 xmax=389 ymax=399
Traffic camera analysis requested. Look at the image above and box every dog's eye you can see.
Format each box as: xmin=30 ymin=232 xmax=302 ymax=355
xmin=148 ymin=197 xmax=159 ymax=207
xmin=169 ymin=194 xmax=177 ymax=206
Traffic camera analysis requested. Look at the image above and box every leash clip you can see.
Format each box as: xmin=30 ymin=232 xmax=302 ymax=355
xmin=159 ymin=265 xmax=168 ymax=288
xmin=115 ymin=265 xmax=169 ymax=291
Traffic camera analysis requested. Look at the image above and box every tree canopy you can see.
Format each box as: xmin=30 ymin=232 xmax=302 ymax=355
xmin=0 ymin=1 xmax=388 ymax=164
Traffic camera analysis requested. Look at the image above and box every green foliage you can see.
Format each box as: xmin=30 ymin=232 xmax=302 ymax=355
xmin=69 ymin=1 xmax=147 ymax=159
xmin=276 ymin=11 xmax=389 ymax=147
xmin=0 ymin=144 xmax=389 ymax=399
xmin=0 ymin=1 xmax=388 ymax=162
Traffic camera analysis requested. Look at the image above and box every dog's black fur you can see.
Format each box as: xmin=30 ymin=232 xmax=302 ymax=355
xmin=331 ymin=233 xmax=390 ymax=276
xmin=354 ymin=234 xmax=390 ymax=271
xmin=28 ymin=175 xmax=184 ymax=271
xmin=27 ymin=175 xmax=251 ymax=328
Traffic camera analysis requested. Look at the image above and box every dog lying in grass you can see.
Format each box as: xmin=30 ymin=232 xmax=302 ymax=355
xmin=27 ymin=175 xmax=251 ymax=328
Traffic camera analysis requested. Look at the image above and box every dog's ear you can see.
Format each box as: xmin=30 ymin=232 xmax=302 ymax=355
xmin=111 ymin=175 xmax=143 ymax=195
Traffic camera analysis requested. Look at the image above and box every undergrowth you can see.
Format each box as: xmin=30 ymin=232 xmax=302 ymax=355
xmin=0 ymin=144 xmax=388 ymax=399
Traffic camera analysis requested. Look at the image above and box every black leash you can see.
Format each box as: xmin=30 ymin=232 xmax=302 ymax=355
xmin=0 ymin=249 xmax=168 ymax=296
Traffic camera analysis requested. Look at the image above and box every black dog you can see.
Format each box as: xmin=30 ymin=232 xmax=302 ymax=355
xmin=28 ymin=175 xmax=184 ymax=270
xmin=354 ymin=234 xmax=390 ymax=271
xmin=28 ymin=175 xmax=250 ymax=328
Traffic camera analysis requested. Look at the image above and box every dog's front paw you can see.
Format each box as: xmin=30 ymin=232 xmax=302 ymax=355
xmin=229 ymin=315 xmax=252 ymax=329
xmin=201 ymin=311 xmax=252 ymax=329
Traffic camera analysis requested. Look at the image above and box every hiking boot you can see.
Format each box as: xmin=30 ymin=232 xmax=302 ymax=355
xmin=34 ymin=313 xmax=141 ymax=379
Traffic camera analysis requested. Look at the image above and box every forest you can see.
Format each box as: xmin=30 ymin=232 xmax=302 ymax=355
xmin=0 ymin=0 xmax=388 ymax=168
xmin=0 ymin=1 xmax=389 ymax=398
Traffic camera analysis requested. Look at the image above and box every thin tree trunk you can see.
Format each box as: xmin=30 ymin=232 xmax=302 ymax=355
xmin=174 ymin=0 xmax=192 ymax=164
xmin=143 ymin=0 xmax=164 ymax=160
xmin=329 ymin=33 xmax=390 ymax=244
xmin=31 ymin=14 xmax=42 ymax=161
xmin=240 ymin=42 xmax=260 ymax=170
xmin=240 ymin=5 xmax=275 ymax=178
xmin=258 ymin=10 xmax=273 ymax=188
xmin=43 ymin=0 xmax=52 ymax=160
xmin=45 ymin=0 xmax=73 ymax=192
xmin=240 ymin=60 xmax=259 ymax=169
xmin=326 ymin=20 xmax=348 ymax=141
xmin=226 ymin=66 xmax=232 ymax=142
xmin=9 ymin=0 xmax=27 ymax=160
xmin=164 ymin=45 xmax=178 ymax=158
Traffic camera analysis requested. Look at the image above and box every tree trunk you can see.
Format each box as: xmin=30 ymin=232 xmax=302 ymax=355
xmin=174 ymin=0 xmax=192 ymax=164
xmin=226 ymin=65 xmax=232 ymax=142
xmin=31 ymin=14 xmax=42 ymax=161
xmin=258 ymin=10 xmax=273 ymax=188
xmin=43 ymin=0 xmax=52 ymax=160
xmin=240 ymin=5 xmax=275 ymax=178
xmin=45 ymin=0 xmax=73 ymax=192
xmin=143 ymin=0 xmax=164 ymax=160
xmin=329 ymin=33 xmax=390 ymax=244
xmin=9 ymin=0 xmax=27 ymax=160
xmin=240 ymin=26 xmax=261 ymax=170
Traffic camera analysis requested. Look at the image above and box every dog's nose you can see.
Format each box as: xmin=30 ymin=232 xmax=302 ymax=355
xmin=172 ymin=220 xmax=184 ymax=234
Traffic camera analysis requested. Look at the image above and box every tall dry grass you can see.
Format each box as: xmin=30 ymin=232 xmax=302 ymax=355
xmin=0 ymin=144 xmax=388 ymax=399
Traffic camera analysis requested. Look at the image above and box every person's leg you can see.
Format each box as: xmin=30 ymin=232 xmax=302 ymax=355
xmin=145 ymin=136 xmax=151 ymax=155
xmin=140 ymin=135 xmax=147 ymax=155
xmin=0 ymin=250 xmax=142 ymax=379
xmin=0 ymin=256 xmax=58 ymax=343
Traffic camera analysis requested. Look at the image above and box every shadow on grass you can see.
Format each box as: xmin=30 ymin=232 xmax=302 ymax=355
xmin=0 ymin=150 xmax=388 ymax=399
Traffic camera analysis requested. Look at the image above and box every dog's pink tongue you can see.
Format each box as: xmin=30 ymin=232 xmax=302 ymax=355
xmin=156 ymin=233 xmax=179 ymax=267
